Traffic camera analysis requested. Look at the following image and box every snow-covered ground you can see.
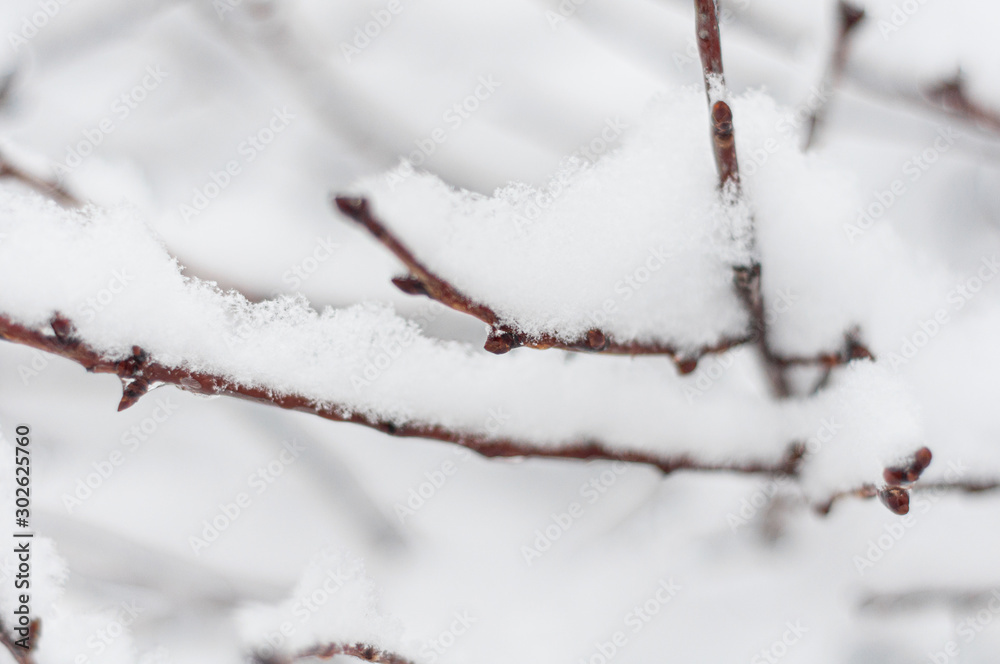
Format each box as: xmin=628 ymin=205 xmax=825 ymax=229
xmin=3 ymin=1 xmax=1000 ymax=663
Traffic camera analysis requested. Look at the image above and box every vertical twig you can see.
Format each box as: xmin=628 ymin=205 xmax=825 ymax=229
xmin=692 ymin=0 xmax=790 ymax=397
xmin=803 ymin=1 xmax=866 ymax=150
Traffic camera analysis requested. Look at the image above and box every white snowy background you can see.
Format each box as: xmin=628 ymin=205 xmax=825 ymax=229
xmin=2 ymin=0 xmax=1000 ymax=663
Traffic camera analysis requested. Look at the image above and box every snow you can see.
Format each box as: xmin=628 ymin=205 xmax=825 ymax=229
xmin=2 ymin=0 xmax=1000 ymax=662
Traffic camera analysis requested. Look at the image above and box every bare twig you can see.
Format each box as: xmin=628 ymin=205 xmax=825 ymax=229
xmin=694 ymin=0 xmax=726 ymax=100
xmin=693 ymin=0 xmax=793 ymax=398
xmin=861 ymin=586 xmax=1000 ymax=613
xmin=814 ymin=448 xmax=1000 ymax=516
xmin=256 ymin=643 xmax=415 ymax=664
xmin=0 ymin=312 xmax=806 ymax=478
xmin=925 ymin=72 xmax=1000 ymax=135
xmin=334 ymin=195 xmax=757 ymax=372
xmin=0 ymin=151 xmax=80 ymax=207
xmin=0 ymin=618 xmax=38 ymax=664
xmin=334 ymin=196 xmax=871 ymax=378
xmin=802 ymin=1 xmax=866 ymax=150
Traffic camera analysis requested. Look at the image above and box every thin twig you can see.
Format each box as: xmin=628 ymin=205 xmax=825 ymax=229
xmin=0 ymin=312 xmax=806 ymax=478
xmin=814 ymin=475 xmax=1000 ymax=517
xmin=0 ymin=151 xmax=81 ymax=207
xmin=803 ymin=1 xmax=866 ymax=150
xmin=860 ymin=586 xmax=1000 ymax=613
xmin=693 ymin=0 xmax=792 ymax=397
xmin=256 ymin=643 xmax=415 ymax=664
xmin=334 ymin=195 xmax=756 ymax=373
xmin=925 ymin=72 xmax=1000 ymax=134
xmin=0 ymin=618 xmax=37 ymax=664
xmin=334 ymin=196 xmax=871 ymax=377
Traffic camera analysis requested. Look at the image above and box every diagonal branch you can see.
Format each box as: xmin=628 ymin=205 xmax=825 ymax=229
xmin=0 ymin=618 xmax=37 ymax=664
xmin=334 ymin=196 xmax=872 ymax=377
xmin=803 ymin=1 xmax=866 ymax=150
xmin=334 ymin=195 xmax=754 ymax=373
xmin=0 ymin=151 xmax=81 ymax=207
xmin=255 ymin=643 xmax=415 ymax=664
xmin=925 ymin=72 xmax=1000 ymax=135
xmin=0 ymin=312 xmax=805 ymax=478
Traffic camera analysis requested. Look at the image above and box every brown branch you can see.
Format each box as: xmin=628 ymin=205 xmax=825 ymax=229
xmin=0 ymin=151 xmax=80 ymax=207
xmin=711 ymin=100 xmax=740 ymax=188
xmin=692 ymin=0 xmax=795 ymax=398
xmin=256 ymin=643 xmax=415 ymax=664
xmin=861 ymin=586 xmax=1000 ymax=613
xmin=335 ymin=195 xmax=754 ymax=373
xmin=803 ymin=1 xmax=866 ymax=150
xmin=924 ymin=71 xmax=1000 ymax=135
xmin=694 ymin=0 xmax=726 ymax=98
xmin=814 ymin=448 xmax=1000 ymax=516
xmin=0 ymin=618 xmax=38 ymax=664
xmin=335 ymin=196 xmax=871 ymax=380
xmin=0 ymin=312 xmax=806 ymax=478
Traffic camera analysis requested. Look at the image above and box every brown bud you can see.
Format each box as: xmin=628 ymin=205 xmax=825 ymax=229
xmin=484 ymin=329 xmax=516 ymax=354
xmin=676 ymin=358 xmax=699 ymax=375
xmin=838 ymin=1 xmax=866 ymax=32
xmin=883 ymin=467 xmax=906 ymax=485
xmin=712 ymin=101 xmax=734 ymax=138
xmin=879 ymin=487 xmax=910 ymax=515
xmin=50 ymin=314 xmax=75 ymax=342
xmin=586 ymin=329 xmax=607 ymax=351
xmin=333 ymin=195 xmax=367 ymax=216
xmin=912 ymin=446 xmax=933 ymax=472
xmin=391 ymin=275 xmax=428 ymax=296
xmin=118 ymin=377 xmax=149 ymax=411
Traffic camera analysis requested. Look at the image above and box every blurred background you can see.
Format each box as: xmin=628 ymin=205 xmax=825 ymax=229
xmin=2 ymin=1 xmax=1000 ymax=663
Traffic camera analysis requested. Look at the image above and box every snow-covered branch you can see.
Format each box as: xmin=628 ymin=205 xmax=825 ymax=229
xmin=0 ymin=311 xmax=805 ymax=477
xmin=0 ymin=618 xmax=36 ymax=664
xmin=333 ymin=195 xmax=871 ymax=378
xmin=256 ymin=643 xmax=415 ymax=664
